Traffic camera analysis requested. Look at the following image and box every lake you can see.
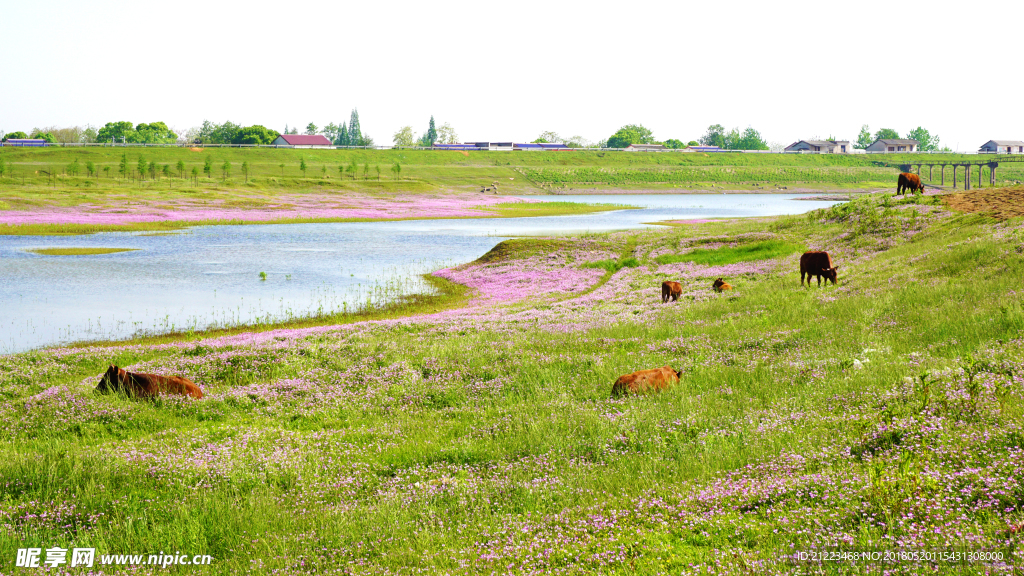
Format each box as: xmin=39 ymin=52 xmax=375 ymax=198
xmin=0 ymin=194 xmax=842 ymax=353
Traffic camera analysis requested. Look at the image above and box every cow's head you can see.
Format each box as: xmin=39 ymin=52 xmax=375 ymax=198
xmin=823 ymin=266 xmax=839 ymax=284
xmin=95 ymin=365 xmax=123 ymax=393
xmin=712 ymin=277 xmax=725 ymax=288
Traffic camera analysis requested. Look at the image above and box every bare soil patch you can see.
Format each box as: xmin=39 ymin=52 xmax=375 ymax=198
xmin=943 ymin=186 xmax=1024 ymax=219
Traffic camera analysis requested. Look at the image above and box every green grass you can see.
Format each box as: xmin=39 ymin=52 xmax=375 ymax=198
xmin=655 ymin=239 xmax=805 ymax=265
xmin=25 ymin=247 xmax=139 ymax=256
xmin=1 ymin=190 xmax=1024 ymax=574
xmin=581 ymin=256 xmax=641 ymax=273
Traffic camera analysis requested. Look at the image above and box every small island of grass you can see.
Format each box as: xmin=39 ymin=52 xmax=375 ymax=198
xmin=27 ymin=247 xmax=140 ymax=256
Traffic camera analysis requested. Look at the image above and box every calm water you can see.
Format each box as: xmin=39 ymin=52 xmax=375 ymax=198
xmin=0 ymin=194 xmax=841 ymax=353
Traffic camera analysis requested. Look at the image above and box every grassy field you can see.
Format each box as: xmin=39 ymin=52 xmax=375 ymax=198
xmin=2 ymin=147 xmax=1023 ymax=199
xmin=1 ymin=188 xmax=1022 ymax=574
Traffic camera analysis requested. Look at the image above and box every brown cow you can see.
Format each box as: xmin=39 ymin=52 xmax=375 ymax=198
xmin=897 ymin=172 xmax=925 ymax=196
xmin=611 ymin=366 xmax=682 ymax=397
xmin=661 ymin=281 xmax=682 ymax=303
xmin=95 ymin=365 xmax=204 ymax=399
xmin=800 ymin=251 xmax=838 ymax=286
xmin=712 ymin=277 xmax=733 ymax=292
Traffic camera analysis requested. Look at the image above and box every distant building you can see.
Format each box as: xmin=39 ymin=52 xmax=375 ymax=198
xmin=686 ymin=145 xmax=722 ymax=152
xmin=431 ymin=142 xmax=572 ymax=151
xmin=866 ymin=139 xmax=918 ymax=153
xmin=271 ymin=134 xmax=332 ymax=148
xmin=784 ymin=139 xmax=851 ymax=153
xmin=2 ymin=139 xmax=48 ymax=147
xmin=624 ymin=143 xmax=667 ymax=152
xmin=979 ymin=140 xmax=1024 ymax=154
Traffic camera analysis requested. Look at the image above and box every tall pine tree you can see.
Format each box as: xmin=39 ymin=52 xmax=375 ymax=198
xmin=426 ymin=116 xmax=437 ymax=146
xmin=338 ymin=124 xmax=349 ymax=146
xmin=348 ymin=109 xmax=362 ymax=146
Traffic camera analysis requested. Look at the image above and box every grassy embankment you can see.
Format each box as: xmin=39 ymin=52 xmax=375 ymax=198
xmin=1 ymin=188 xmax=1023 ymax=574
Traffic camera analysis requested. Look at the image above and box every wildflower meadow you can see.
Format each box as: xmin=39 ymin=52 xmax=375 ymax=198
xmin=1 ymin=190 xmax=1023 ymax=574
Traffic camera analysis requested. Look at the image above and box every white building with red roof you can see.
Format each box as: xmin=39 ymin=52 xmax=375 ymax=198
xmin=271 ymin=134 xmax=332 ymax=148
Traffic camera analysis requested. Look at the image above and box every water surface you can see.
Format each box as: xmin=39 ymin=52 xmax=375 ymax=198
xmin=0 ymin=194 xmax=841 ymax=353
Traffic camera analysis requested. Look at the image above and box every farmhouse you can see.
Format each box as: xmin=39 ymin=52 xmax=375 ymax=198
xmin=784 ymin=140 xmax=851 ymax=153
xmin=866 ymin=139 xmax=918 ymax=153
xmin=624 ymin=144 xmax=667 ymax=152
xmin=686 ymin=145 xmax=722 ymax=152
xmin=2 ymin=139 xmax=48 ymax=147
xmin=271 ymin=134 xmax=332 ymax=148
xmin=979 ymin=140 xmax=1024 ymax=154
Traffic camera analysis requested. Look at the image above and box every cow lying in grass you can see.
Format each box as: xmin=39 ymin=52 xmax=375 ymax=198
xmin=611 ymin=366 xmax=682 ymax=397
xmin=800 ymin=251 xmax=838 ymax=286
xmin=95 ymin=365 xmax=204 ymax=399
xmin=661 ymin=281 xmax=682 ymax=302
xmin=712 ymin=277 xmax=733 ymax=292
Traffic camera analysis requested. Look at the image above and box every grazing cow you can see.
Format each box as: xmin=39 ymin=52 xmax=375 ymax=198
xmin=661 ymin=281 xmax=683 ymax=302
xmin=95 ymin=365 xmax=204 ymax=399
xmin=611 ymin=366 xmax=682 ymax=397
xmin=800 ymin=251 xmax=839 ymax=286
xmin=712 ymin=277 xmax=733 ymax=292
xmin=896 ymin=172 xmax=925 ymax=196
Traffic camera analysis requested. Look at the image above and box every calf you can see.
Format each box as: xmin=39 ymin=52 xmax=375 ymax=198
xmin=96 ymin=365 xmax=204 ymax=399
xmin=800 ymin=251 xmax=838 ymax=286
xmin=712 ymin=277 xmax=733 ymax=292
xmin=611 ymin=366 xmax=682 ymax=397
xmin=661 ymin=281 xmax=683 ymax=303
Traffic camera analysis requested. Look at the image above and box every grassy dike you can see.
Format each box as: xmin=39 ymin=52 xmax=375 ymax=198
xmin=1 ymin=190 xmax=1023 ymax=574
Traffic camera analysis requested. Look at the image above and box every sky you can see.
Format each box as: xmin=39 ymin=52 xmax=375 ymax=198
xmin=2 ymin=0 xmax=1021 ymax=151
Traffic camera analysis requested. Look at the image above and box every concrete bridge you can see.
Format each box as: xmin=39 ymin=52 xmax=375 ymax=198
xmin=886 ymin=156 xmax=1024 ymax=191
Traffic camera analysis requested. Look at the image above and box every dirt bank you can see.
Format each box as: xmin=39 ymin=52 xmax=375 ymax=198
xmin=943 ymin=186 xmax=1024 ymax=219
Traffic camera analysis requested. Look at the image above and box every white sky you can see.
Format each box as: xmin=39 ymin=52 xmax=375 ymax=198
xmin=2 ymin=0 xmax=1021 ymax=151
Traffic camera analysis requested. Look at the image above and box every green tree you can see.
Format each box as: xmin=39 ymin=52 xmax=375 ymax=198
xmin=31 ymin=131 xmax=57 ymax=143
xmin=86 ymin=161 xmax=96 ymax=177
xmin=305 ymin=122 xmax=318 ymax=135
xmin=222 ymin=160 xmax=231 ymax=180
xmin=699 ymin=124 xmax=726 ymax=148
xmin=687 ymin=140 xmax=699 ymax=147
xmin=421 ymin=116 xmax=438 ymax=147
xmin=176 ymin=160 xmax=185 ymax=178
xmin=906 ymin=127 xmax=939 ymax=151
xmin=363 ymin=163 xmax=370 ymax=179
xmin=874 ymin=128 xmax=900 ymax=141
xmin=732 ymin=127 xmax=769 ymax=150
xmin=103 ymin=166 xmax=111 ymax=178
xmin=321 ymin=165 xmax=327 ymax=178
xmin=148 ymin=161 xmax=157 ymax=180
xmin=118 ymin=153 xmax=128 ymax=179
xmin=393 ymin=126 xmax=415 ymax=147
xmin=855 ymin=125 xmax=872 ymax=149
xmin=233 ymin=125 xmax=278 ymax=145
xmin=375 ymin=164 xmax=381 ymax=181
xmin=346 ymin=161 xmax=357 ymax=179
xmin=203 ymin=156 xmax=213 ymax=178
xmin=299 ymin=157 xmax=307 ymax=178
xmin=162 ymin=164 xmax=171 ymax=179
xmin=137 ymin=157 xmax=148 ymax=180
xmin=436 ymin=122 xmax=458 ymax=145
xmin=347 ymin=109 xmax=362 ymax=146
xmin=133 ymin=122 xmax=177 ymax=144
xmin=663 ymin=139 xmax=685 ymax=149
xmin=391 ymin=161 xmax=401 ymax=180
xmin=191 ymin=166 xmax=199 ymax=185
xmin=607 ymin=124 xmax=655 ymax=148
xmin=2 ymin=131 xmax=29 ymax=141
xmin=322 ymin=123 xmax=339 ymax=143
xmin=241 ymin=161 xmax=249 ymax=183
xmin=337 ymin=124 xmax=349 ymax=146
xmin=279 ymin=163 xmax=285 ymax=176
xmin=0 ymin=157 xmax=7 ymax=177
xmin=68 ymin=158 xmax=81 ymax=176
xmin=338 ymin=165 xmax=345 ymax=179
xmin=197 ymin=120 xmax=241 ymax=144
xmin=96 ymin=121 xmax=135 ymax=143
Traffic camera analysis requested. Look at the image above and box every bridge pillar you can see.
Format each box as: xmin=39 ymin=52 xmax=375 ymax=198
xmin=952 ymin=165 xmax=957 ymax=188
xmin=965 ymin=165 xmax=970 ymax=190
xmin=979 ymin=164 xmax=983 ymax=188
xmin=916 ymin=164 xmax=921 ymax=175
xmin=991 ymin=164 xmax=997 ymax=185
xmin=929 ymin=165 xmax=933 ymax=180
